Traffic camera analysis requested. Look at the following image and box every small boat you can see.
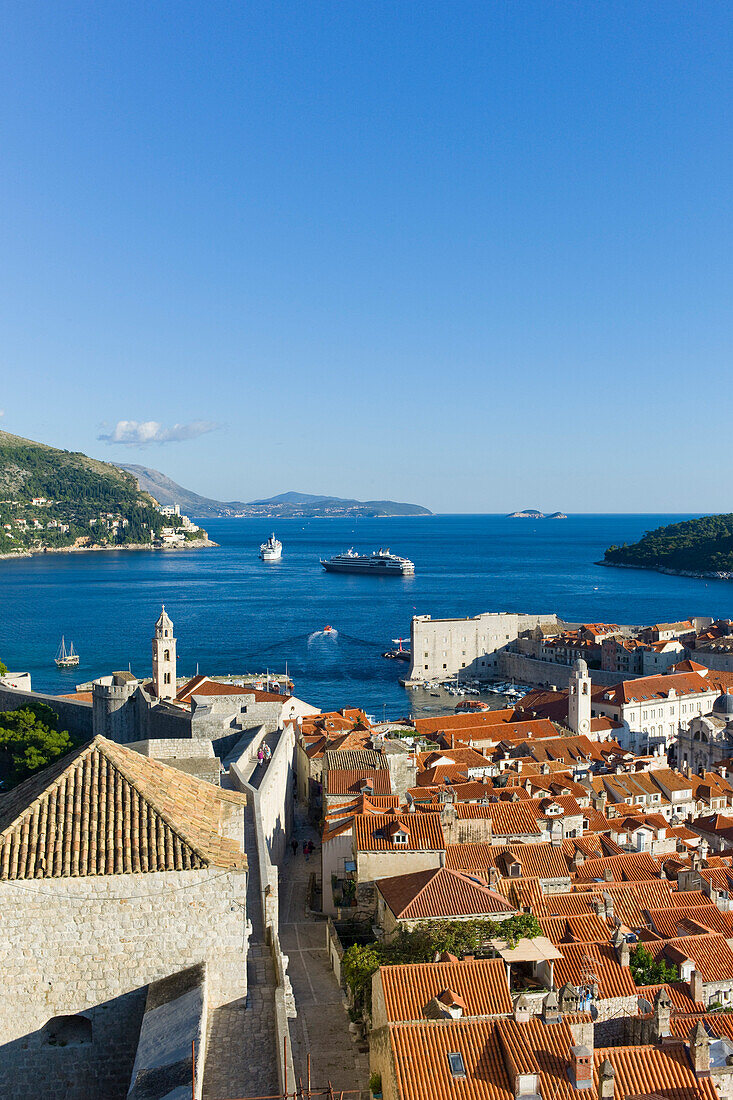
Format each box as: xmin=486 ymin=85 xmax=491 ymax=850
xmin=323 ymin=624 xmax=336 ymax=635
xmin=259 ymin=534 xmax=282 ymax=561
xmin=55 ymin=636 xmax=79 ymax=668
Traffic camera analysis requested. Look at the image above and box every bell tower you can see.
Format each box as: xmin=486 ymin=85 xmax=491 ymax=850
xmin=152 ymin=605 xmax=177 ymax=700
xmin=568 ymin=658 xmax=592 ymax=735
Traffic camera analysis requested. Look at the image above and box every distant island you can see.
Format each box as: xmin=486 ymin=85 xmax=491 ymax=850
xmin=601 ymin=513 xmax=733 ymax=579
xmin=507 ymin=509 xmax=568 ymax=519
xmin=0 ymin=430 xmax=214 ymax=557
xmin=118 ymin=464 xmax=432 ymax=518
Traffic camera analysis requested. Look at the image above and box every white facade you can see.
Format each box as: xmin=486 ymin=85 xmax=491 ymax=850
xmin=409 ymin=611 xmax=558 ymax=682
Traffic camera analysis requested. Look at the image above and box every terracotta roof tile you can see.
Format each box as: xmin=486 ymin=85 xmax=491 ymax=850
xmin=379 ymin=957 xmax=513 ymax=1022
xmin=0 ymin=736 xmax=247 ymax=878
xmin=376 ymin=867 xmax=516 ymax=920
xmin=325 ymin=769 xmax=393 ymax=796
xmin=353 ymin=812 xmax=445 ymax=852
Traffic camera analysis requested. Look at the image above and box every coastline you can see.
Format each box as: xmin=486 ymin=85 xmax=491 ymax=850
xmin=597 ymin=559 xmax=733 ymax=581
xmin=0 ymin=539 xmax=219 ymax=561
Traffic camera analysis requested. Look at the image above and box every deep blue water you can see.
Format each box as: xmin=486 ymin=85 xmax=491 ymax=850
xmin=1 ymin=514 xmax=732 ymax=718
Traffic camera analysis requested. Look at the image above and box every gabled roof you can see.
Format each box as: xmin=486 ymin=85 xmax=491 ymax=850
xmin=325 ymin=768 xmax=393 ymax=796
xmin=0 ymin=736 xmax=247 ymax=878
xmin=376 ymin=866 xmax=516 ymax=920
xmin=572 ymin=852 xmax=662 ymax=884
xmin=379 ymin=957 xmax=512 ymax=1022
xmin=552 ymin=941 xmax=637 ymax=999
xmin=353 ymin=812 xmax=445 ymax=852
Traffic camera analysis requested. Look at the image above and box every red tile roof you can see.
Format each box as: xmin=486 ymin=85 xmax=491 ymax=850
xmin=353 ymin=812 xmax=446 ymax=853
xmin=0 ymin=736 xmax=247 ymax=878
xmin=379 ymin=957 xmax=513 ymax=1021
xmin=325 ymin=768 xmax=393 ymax=796
xmin=376 ymin=867 xmax=516 ymax=920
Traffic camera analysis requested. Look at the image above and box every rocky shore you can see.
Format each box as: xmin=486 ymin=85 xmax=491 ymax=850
xmin=597 ymin=560 xmax=733 ymax=581
xmin=0 ymin=538 xmax=219 ymax=561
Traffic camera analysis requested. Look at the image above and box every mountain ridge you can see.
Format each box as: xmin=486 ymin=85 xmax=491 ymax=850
xmin=116 ymin=463 xmax=431 ymax=518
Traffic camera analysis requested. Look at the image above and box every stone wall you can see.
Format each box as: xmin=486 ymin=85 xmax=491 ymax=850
xmin=0 ymin=868 xmax=248 ymax=1100
xmin=0 ymin=684 xmax=93 ymax=737
xmin=127 ymin=963 xmax=208 ymax=1100
xmin=499 ymin=651 xmax=623 ymax=689
xmin=409 ymin=611 xmax=559 ymax=682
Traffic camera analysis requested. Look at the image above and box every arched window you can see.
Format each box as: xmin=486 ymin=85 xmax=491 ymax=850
xmin=42 ymin=1015 xmax=92 ymax=1047
xmin=164 ymin=649 xmax=170 ymax=661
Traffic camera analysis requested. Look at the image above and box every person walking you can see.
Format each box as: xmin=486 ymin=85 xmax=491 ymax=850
xmin=290 ymin=838 xmax=298 ymax=857
xmin=263 ymin=742 xmax=272 ymax=763
xmin=257 ymin=747 xmax=264 ymax=766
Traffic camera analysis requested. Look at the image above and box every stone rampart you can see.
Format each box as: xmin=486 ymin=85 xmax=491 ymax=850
xmin=0 ymin=869 xmax=248 ymax=1100
xmin=0 ymin=684 xmax=93 ymax=737
xmin=127 ymin=963 xmax=208 ymax=1100
xmin=498 ymin=651 xmax=622 ymax=688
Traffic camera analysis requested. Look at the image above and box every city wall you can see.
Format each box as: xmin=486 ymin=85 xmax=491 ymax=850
xmin=498 ymin=652 xmax=623 ymax=689
xmin=0 ymin=868 xmax=248 ymax=1100
xmin=409 ymin=612 xmax=559 ymax=682
xmin=0 ymin=684 xmax=93 ymax=737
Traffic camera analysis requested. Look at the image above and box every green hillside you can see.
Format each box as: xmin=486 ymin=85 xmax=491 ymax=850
xmin=603 ymin=514 xmax=733 ymax=575
xmin=0 ymin=429 xmax=192 ymax=554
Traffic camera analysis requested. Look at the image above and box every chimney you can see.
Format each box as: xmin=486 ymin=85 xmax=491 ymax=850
xmin=597 ymin=1059 xmax=615 ymax=1100
xmin=570 ymin=1045 xmax=593 ymax=1090
xmin=653 ymin=987 xmax=672 ymax=1039
xmin=514 ymin=994 xmax=532 ymax=1023
xmin=603 ymin=867 xmax=614 ymax=882
xmin=700 ymin=838 xmax=710 ymax=861
xmin=602 ymin=891 xmax=614 ymax=923
xmin=688 ymin=1021 xmax=710 ymax=1075
xmin=542 ymin=990 xmax=560 ymax=1024
xmin=690 ymin=968 xmax=704 ymax=1005
xmin=487 ymin=866 xmax=499 ymax=889
xmin=611 ymin=928 xmax=630 ymax=968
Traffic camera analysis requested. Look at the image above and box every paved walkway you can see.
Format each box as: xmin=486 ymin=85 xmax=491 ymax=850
xmin=202 ymin=800 xmax=279 ymax=1100
xmin=279 ymin=809 xmax=369 ymax=1099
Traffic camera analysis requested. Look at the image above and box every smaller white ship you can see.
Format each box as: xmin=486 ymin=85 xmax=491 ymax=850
xmin=55 ymin=636 xmax=79 ymax=668
xmin=259 ymin=533 xmax=283 ymax=561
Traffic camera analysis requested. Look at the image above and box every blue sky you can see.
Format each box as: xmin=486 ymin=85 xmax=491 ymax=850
xmin=1 ymin=2 xmax=731 ymax=512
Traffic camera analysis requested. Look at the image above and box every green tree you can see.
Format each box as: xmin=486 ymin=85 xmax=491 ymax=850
xmin=0 ymin=658 xmax=7 ymax=675
xmin=629 ymin=944 xmax=678 ymax=986
xmin=0 ymin=703 xmax=73 ymax=786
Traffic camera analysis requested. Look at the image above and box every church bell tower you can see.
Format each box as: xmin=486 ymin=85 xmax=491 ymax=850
xmin=152 ymin=605 xmax=177 ymax=700
xmin=568 ymin=658 xmax=591 ymax=735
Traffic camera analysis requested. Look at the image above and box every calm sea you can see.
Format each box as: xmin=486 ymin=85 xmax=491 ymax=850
xmin=1 ymin=514 xmax=731 ymax=718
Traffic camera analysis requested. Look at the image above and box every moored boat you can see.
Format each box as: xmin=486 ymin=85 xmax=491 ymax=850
xmin=321 ymin=548 xmax=415 ymax=576
xmin=259 ymin=534 xmax=283 ymax=561
xmin=55 ymin=636 xmax=79 ymax=668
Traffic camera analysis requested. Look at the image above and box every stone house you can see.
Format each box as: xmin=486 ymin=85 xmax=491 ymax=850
xmin=0 ymin=735 xmax=249 ymax=1100
xmin=374 ymin=866 xmax=517 ymax=939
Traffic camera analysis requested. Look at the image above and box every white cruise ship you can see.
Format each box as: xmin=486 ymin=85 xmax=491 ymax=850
xmin=259 ymin=534 xmax=282 ymax=561
xmin=320 ymin=548 xmax=415 ymax=576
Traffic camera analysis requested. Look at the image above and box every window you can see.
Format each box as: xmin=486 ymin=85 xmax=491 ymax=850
xmin=424 ymin=665 xmax=429 ymax=671
xmin=448 ymin=1053 xmax=466 ymax=1079
xmin=164 ymin=672 xmax=171 ymax=685
xmin=393 ymin=832 xmax=408 ymax=846
xmin=164 ymin=649 xmax=170 ymax=661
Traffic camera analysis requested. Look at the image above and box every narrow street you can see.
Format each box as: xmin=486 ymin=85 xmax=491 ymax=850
xmin=279 ymin=809 xmax=369 ymax=1099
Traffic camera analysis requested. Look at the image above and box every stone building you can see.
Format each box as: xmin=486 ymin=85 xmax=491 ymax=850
xmin=0 ymin=735 xmax=249 ymax=1100
xmin=408 ymin=611 xmax=559 ymax=682
xmin=676 ymin=691 xmax=733 ymax=774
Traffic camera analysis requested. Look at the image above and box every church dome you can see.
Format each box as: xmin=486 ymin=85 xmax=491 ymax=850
xmin=574 ymin=658 xmax=588 ymax=675
xmin=713 ymin=691 xmax=733 ymax=718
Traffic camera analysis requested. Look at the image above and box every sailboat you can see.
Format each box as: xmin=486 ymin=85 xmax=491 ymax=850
xmin=55 ymin=636 xmax=79 ymax=668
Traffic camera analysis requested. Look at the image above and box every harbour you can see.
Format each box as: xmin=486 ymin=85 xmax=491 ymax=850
xmin=2 ymin=512 xmax=732 ymax=716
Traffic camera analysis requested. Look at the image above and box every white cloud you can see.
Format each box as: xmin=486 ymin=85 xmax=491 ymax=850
xmin=98 ymin=419 xmax=220 ymax=446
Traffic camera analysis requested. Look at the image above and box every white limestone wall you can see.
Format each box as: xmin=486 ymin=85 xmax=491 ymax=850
xmin=409 ymin=612 xmax=558 ymax=681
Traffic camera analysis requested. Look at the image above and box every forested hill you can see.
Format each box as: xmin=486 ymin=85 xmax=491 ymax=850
xmin=0 ymin=429 xmax=202 ymax=553
xmin=603 ymin=514 xmax=733 ymax=575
